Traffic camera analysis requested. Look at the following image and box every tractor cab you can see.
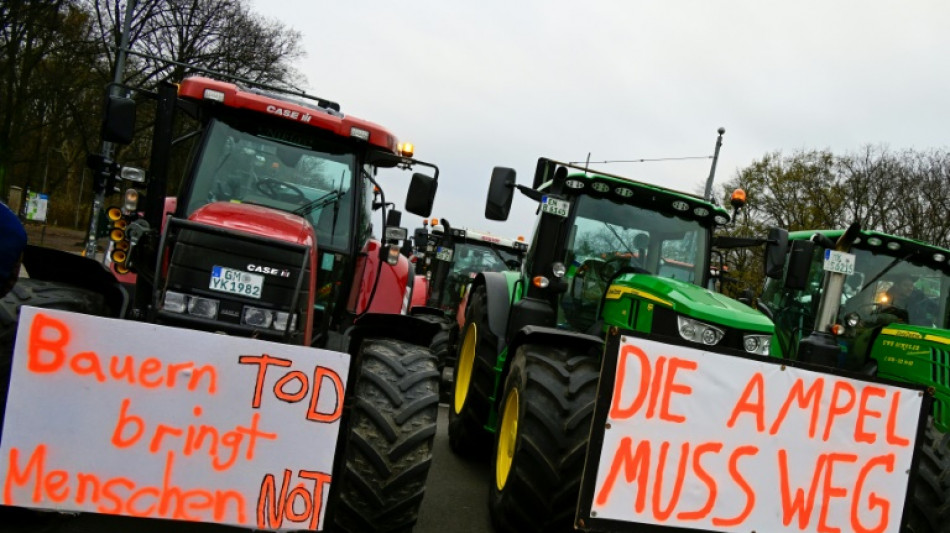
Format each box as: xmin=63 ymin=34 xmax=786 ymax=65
xmin=761 ymin=229 xmax=950 ymax=426
xmin=485 ymin=158 xmax=772 ymax=353
xmin=421 ymin=219 xmax=527 ymax=319
xmin=100 ymin=77 xmax=438 ymax=350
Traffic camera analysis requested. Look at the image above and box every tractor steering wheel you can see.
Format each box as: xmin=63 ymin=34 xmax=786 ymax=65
xmin=256 ymin=178 xmax=307 ymax=204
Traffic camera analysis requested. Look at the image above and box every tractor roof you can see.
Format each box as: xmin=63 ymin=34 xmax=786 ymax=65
xmin=177 ymin=76 xmax=400 ymax=154
xmin=556 ymin=169 xmax=732 ymax=226
xmin=790 ymin=229 xmax=950 ymax=272
xmin=431 ymin=225 xmax=529 ymax=251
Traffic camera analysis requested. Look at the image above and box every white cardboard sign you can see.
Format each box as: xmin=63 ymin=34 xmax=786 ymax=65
xmin=0 ymin=307 xmax=350 ymax=531
xmin=588 ymin=336 xmax=923 ymax=533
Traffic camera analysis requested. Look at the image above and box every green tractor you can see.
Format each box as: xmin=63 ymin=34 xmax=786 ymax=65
xmin=411 ymin=217 xmax=527 ymax=396
xmin=759 ymin=226 xmax=950 ymax=532
xmin=448 ymin=158 xmax=774 ymax=532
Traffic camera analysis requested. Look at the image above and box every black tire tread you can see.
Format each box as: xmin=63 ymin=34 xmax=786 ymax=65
xmin=330 ymin=338 xmax=439 ymax=533
xmin=0 ymin=279 xmax=109 ymax=427
xmin=489 ymin=344 xmax=600 ymax=533
xmin=447 ymin=285 xmax=497 ymax=458
xmin=907 ymin=421 xmax=950 ymax=532
xmin=413 ymin=313 xmax=458 ymax=402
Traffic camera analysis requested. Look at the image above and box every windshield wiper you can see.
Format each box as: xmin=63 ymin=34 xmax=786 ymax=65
xmin=292 ymin=190 xmax=342 ymax=217
xmin=603 ymin=222 xmax=636 ymax=256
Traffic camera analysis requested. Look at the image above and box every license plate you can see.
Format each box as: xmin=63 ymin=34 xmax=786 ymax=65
xmin=823 ymin=249 xmax=856 ymax=275
xmin=209 ymin=266 xmax=264 ymax=299
xmin=541 ymin=196 xmax=570 ymax=217
xmin=436 ymin=246 xmax=454 ymax=262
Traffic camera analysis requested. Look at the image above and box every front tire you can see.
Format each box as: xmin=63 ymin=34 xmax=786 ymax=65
xmin=906 ymin=421 xmax=950 ymax=532
xmin=448 ymin=285 xmax=498 ymax=458
xmin=330 ymin=338 xmax=439 ymax=533
xmin=489 ymin=343 xmax=599 ymax=533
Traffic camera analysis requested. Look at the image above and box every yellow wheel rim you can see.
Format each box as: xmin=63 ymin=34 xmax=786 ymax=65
xmin=454 ymin=323 xmax=477 ymax=414
xmin=496 ymin=388 xmax=519 ymax=491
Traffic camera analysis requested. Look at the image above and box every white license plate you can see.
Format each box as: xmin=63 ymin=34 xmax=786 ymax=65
xmin=209 ymin=266 xmax=264 ymax=299
xmin=541 ymin=196 xmax=570 ymax=217
xmin=823 ymin=249 xmax=856 ymax=275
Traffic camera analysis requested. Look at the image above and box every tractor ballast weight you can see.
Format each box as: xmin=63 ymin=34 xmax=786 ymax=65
xmin=1 ymin=75 xmax=443 ymax=532
xmin=760 ymin=225 xmax=950 ymax=532
xmin=451 ymin=157 xmax=774 ymax=532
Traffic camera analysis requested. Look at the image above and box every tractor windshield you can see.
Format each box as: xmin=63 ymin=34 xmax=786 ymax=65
xmin=762 ymin=244 xmax=950 ymax=360
xmin=565 ymin=195 xmax=708 ymax=282
xmin=183 ymin=119 xmax=357 ymax=251
xmin=436 ymin=241 xmax=521 ymax=313
xmin=559 ymin=194 xmax=709 ymax=331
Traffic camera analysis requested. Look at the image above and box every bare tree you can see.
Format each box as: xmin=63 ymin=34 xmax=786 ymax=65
xmin=84 ymin=0 xmax=305 ymax=89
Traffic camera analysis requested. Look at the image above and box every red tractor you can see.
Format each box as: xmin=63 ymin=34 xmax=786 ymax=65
xmin=1 ymin=76 xmax=441 ymax=532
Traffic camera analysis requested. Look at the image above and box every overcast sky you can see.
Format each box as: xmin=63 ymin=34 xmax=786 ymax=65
xmin=250 ymin=0 xmax=950 ymax=240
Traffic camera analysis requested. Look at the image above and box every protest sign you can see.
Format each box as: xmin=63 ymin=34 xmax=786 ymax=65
xmin=0 ymin=307 xmax=350 ymax=531
xmin=577 ymin=333 xmax=928 ymax=533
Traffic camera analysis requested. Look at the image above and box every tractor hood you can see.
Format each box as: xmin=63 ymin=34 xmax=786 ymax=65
xmin=610 ymin=273 xmax=773 ymax=332
xmin=189 ymin=202 xmax=316 ymax=248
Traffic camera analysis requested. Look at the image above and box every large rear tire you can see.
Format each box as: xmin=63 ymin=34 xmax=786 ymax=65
xmin=330 ymin=338 xmax=439 ymax=533
xmin=906 ymin=421 xmax=950 ymax=532
xmin=489 ymin=343 xmax=599 ymax=533
xmin=447 ymin=285 xmax=497 ymax=459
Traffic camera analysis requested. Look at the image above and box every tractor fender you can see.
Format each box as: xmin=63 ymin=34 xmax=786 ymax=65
xmin=488 ymin=325 xmax=604 ymax=415
xmin=22 ymin=245 xmax=128 ymax=318
xmin=508 ymin=325 xmax=604 ymax=362
xmin=472 ymin=271 xmax=514 ymax=348
xmin=344 ymin=312 xmax=444 ymax=355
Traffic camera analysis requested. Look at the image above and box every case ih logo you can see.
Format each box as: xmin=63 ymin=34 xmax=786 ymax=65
xmin=247 ymin=264 xmax=291 ymax=278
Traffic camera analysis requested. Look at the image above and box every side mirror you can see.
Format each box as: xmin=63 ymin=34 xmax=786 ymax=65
xmin=101 ymin=95 xmax=136 ymax=145
xmin=784 ymin=239 xmax=815 ymax=290
xmin=764 ymin=227 xmax=788 ymax=279
xmin=405 ymin=173 xmax=437 ymax=217
xmin=486 ymin=167 xmax=516 ymax=221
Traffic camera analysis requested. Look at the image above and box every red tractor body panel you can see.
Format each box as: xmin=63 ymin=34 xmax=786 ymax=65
xmin=411 ymin=275 xmax=429 ymax=309
xmin=348 ymin=240 xmax=412 ymax=315
xmin=178 ymin=77 xmax=401 ymax=154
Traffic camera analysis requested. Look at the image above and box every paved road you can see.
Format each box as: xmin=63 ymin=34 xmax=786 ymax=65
xmin=416 ymin=404 xmax=494 ymax=532
xmin=0 ymin=405 xmax=494 ymax=533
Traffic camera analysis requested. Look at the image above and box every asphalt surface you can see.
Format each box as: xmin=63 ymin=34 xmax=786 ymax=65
xmin=0 ymin=404 xmax=495 ymax=533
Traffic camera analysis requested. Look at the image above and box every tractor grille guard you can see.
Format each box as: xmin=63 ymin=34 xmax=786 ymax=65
xmin=151 ymin=216 xmax=310 ymax=341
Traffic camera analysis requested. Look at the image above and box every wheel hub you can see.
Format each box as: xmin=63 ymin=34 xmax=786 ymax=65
xmin=454 ymin=323 xmax=477 ymax=414
xmin=495 ymin=387 xmax=519 ymax=491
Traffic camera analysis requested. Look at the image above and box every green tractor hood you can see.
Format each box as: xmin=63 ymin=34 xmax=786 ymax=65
xmin=608 ymin=273 xmax=773 ymax=333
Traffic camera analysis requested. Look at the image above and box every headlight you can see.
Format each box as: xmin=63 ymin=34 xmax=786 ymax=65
xmin=163 ymin=291 xmax=221 ymax=318
xmin=163 ymin=291 xmax=187 ymax=313
xmin=677 ymin=316 xmax=724 ymax=346
xmin=742 ymin=334 xmax=772 ymax=356
xmin=243 ymin=306 xmax=297 ymax=332
xmin=273 ymin=311 xmax=298 ymax=331
xmin=187 ymin=296 xmax=219 ymax=320
xmin=551 ymin=262 xmax=566 ymax=278
xmin=243 ymin=306 xmax=274 ymax=328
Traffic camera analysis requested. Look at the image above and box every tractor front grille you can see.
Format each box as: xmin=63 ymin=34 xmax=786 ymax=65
xmin=154 ymin=218 xmax=310 ymax=342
